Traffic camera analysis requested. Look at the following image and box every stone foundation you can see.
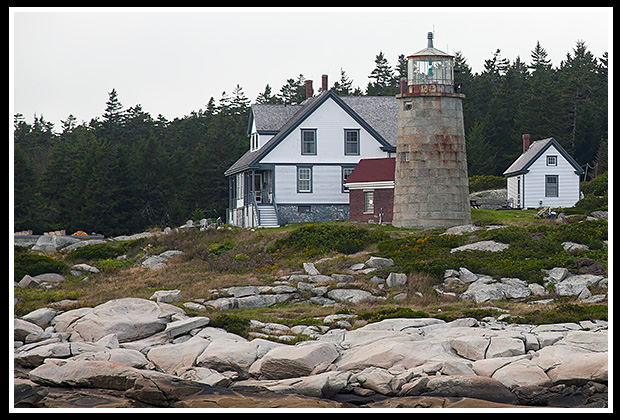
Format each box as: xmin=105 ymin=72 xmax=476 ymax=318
xmin=277 ymin=204 xmax=349 ymax=225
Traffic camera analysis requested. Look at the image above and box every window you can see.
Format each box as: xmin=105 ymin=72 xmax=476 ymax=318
xmin=301 ymin=129 xmax=316 ymax=155
xmin=401 ymin=151 xmax=410 ymax=162
xmin=297 ymin=206 xmax=311 ymax=213
xmin=364 ymin=191 xmax=374 ymax=213
xmin=250 ymin=132 xmax=259 ymax=151
xmin=547 ymin=155 xmax=557 ymax=166
xmin=545 ymin=175 xmax=558 ymax=197
xmin=344 ymin=129 xmax=360 ymax=155
xmin=342 ymin=166 xmax=355 ymax=192
xmin=297 ymin=167 xmax=312 ymax=193
xmin=404 ymin=101 xmax=413 ymax=111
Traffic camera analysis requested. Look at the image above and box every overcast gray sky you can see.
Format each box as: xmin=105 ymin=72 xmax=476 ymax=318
xmin=10 ymin=7 xmax=611 ymax=132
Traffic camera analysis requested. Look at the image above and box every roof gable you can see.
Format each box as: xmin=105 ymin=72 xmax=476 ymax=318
xmin=226 ymin=91 xmax=397 ymax=176
xmin=503 ymin=137 xmax=584 ymax=177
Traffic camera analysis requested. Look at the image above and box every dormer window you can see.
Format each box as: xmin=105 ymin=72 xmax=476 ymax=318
xmin=250 ymin=132 xmax=260 ymax=152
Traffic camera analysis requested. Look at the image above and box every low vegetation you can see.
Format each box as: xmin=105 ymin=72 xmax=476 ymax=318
xmin=14 ymin=204 xmax=608 ymax=329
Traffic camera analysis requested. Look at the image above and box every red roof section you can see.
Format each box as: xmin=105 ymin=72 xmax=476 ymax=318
xmin=345 ymin=158 xmax=395 ymax=183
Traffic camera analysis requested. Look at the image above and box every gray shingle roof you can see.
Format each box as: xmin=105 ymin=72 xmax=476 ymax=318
xmin=250 ymin=103 xmax=302 ymax=133
xmin=503 ymin=137 xmax=584 ymax=177
xmin=340 ymin=96 xmax=398 ymax=146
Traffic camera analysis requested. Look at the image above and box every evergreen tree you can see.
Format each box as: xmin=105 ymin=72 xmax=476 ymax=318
xmin=256 ymin=84 xmax=280 ymax=104
xmin=332 ymin=68 xmax=354 ymax=96
xmin=367 ymin=51 xmax=396 ymax=96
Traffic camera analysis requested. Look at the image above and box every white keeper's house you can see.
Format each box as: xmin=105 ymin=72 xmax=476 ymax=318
xmin=503 ymin=134 xmax=584 ymax=209
xmin=225 ymin=76 xmax=398 ymax=227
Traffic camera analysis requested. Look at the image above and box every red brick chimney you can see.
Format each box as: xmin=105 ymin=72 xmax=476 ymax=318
xmin=305 ymin=80 xmax=313 ymax=99
xmin=322 ymin=74 xmax=328 ymax=92
xmin=522 ymin=134 xmax=530 ymax=153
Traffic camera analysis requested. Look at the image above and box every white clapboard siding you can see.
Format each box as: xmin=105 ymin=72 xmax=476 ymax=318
xmin=522 ymin=144 xmax=581 ymax=208
xmin=274 ymin=165 xmax=350 ymax=205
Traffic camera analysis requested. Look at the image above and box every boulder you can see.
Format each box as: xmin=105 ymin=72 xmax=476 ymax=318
xmin=303 ymin=262 xmax=320 ymax=276
xmin=196 ymin=338 xmax=260 ymax=377
xmin=554 ymin=274 xmax=604 ymax=297
xmin=460 ymin=279 xmax=506 ymax=303
xmin=14 ymin=318 xmax=44 ymax=342
xmin=21 ymin=308 xmax=57 ymax=329
xmin=32 ymin=235 xmax=81 ymax=251
xmin=450 ymin=336 xmax=490 ymax=361
xmin=365 ymin=256 xmax=394 ymax=268
xmin=147 ymin=336 xmax=211 ymax=374
xmin=327 ymin=289 xmax=378 ymax=305
xmin=386 ymin=272 xmax=407 ymax=287
xmin=150 ymin=289 xmax=182 ymax=303
xmin=256 ymin=342 xmax=339 ymax=380
xmin=491 ymin=360 xmax=551 ymax=389
xmin=450 ymin=240 xmax=509 ymax=253
xmin=56 ymin=298 xmax=182 ymax=343
xmin=71 ymin=263 xmax=100 ymax=274
xmin=28 ymin=359 xmax=209 ymax=407
xmin=562 ymin=242 xmax=589 ymax=254
xmin=532 ymin=345 xmax=608 ymax=384
xmin=409 ymin=375 xmax=516 ymax=404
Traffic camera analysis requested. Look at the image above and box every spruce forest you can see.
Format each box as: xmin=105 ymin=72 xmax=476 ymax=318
xmin=13 ymin=41 xmax=608 ymax=236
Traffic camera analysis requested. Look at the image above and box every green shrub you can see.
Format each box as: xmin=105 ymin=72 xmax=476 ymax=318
xmin=580 ymin=171 xmax=607 ymax=196
xmin=508 ymin=303 xmax=607 ymax=325
xmin=209 ymin=313 xmax=250 ymax=338
xmin=377 ymin=220 xmax=607 ymax=284
xmin=65 ymin=242 xmax=125 ymax=261
xmin=14 ymin=254 xmax=68 ymax=280
xmin=359 ymin=307 xmax=430 ymax=323
xmin=274 ymin=224 xmax=388 ymax=257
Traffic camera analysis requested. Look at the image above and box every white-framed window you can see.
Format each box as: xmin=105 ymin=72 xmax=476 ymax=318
xmin=364 ymin=190 xmax=374 ymax=213
xmin=545 ymin=175 xmax=558 ymax=197
xmin=546 ymin=155 xmax=557 ymax=166
xmin=344 ymin=129 xmax=360 ymax=155
xmin=250 ymin=132 xmax=259 ymax=151
xmin=297 ymin=167 xmax=312 ymax=193
xmin=401 ymin=151 xmax=410 ymax=162
xmin=301 ymin=129 xmax=317 ymax=155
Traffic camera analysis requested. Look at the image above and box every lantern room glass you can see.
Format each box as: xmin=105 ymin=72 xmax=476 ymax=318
xmin=408 ymin=56 xmax=454 ymax=86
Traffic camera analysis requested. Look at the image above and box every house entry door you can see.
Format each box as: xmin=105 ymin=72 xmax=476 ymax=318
xmin=253 ymin=171 xmax=273 ymax=204
xmin=254 ymin=173 xmax=263 ymax=203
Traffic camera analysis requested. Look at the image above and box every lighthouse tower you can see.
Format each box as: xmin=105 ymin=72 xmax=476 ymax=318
xmin=392 ymin=32 xmax=471 ymax=229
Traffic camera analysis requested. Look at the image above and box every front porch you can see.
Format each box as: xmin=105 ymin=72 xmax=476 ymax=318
xmin=227 ymin=169 xmax=280 ymax=228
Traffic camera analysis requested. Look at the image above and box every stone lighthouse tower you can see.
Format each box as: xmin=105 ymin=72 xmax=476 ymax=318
xmin=392 ymin=32 xmax=471 ymax=229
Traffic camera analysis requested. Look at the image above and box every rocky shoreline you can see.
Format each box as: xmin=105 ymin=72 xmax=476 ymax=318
xmin=14 ymin=296 xmax=608 ymax=409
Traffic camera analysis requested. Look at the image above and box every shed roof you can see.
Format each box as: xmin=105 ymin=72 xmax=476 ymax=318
xmin=345 ymin=157 xmax=395 ymax=184
xmin=503 ymin=137 xmax=584 ymax=177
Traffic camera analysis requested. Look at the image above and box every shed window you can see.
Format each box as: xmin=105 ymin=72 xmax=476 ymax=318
xmin=364 ymin=191 xmax=374 ymax=213
xmin=545 ymin=175 xmax=558 ymax=197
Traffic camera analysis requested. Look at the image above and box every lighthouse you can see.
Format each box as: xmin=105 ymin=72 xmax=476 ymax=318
xmin=392 ymin=32 xmax=471 ymax=229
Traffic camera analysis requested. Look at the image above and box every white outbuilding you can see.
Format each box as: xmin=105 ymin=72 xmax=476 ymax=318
xmin=503 ymin=135 xmax=584 ymax=209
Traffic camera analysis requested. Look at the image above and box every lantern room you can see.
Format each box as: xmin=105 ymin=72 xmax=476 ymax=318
xmin=400 ymin=32 xmax=458 ymax=96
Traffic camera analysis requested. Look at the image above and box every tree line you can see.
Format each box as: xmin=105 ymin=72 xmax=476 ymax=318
xmin=13 ymin=39 xmax=607 ymax=236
